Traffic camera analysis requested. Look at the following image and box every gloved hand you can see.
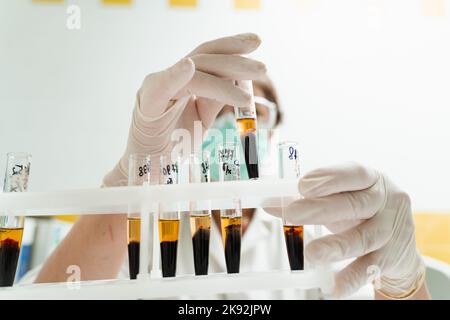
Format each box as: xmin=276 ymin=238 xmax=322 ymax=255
xmin=271 ymin=163 xmax=426 ymax=299
xmin=103 ymin=33 xmax=266 ymax=186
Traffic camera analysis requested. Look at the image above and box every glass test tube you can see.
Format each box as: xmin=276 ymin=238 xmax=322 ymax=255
xmin=159 ymin=154 xmax=180 ymax=278
xmin=127 ymin=154 xmax=151 ymax=280
xmin=1 ymin=152 xmax=31 ymax=287
xmin=234 ymin=80 xmax=259 ymax=180
xmin=189 ymin=152 xmax=211 ymax=276
xmin=278 ymin=141 xmax=304 ymax=271
xmin=218 ymin=142 xmax=242 ymax=274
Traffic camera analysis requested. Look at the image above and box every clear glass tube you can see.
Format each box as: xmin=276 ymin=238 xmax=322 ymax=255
xmin=159 ymin=154 xmax=180 ymax=278
xmin=126 ymin=153 xmax=151 ymax=280
xmin=278 ymin=141 xmax=304 ymax=271
xmin=234 ymin=80 xmax=259 ymax=180
xmin=1 ymin=152 xmax=31 ymax=287
xmin=189 ymin=152 xmax=211 ymax=276
xmin=217 ymin=142 xmax=242 ymax=274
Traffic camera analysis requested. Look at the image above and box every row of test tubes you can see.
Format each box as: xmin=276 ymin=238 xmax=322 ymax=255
xmin=0 ymin=143 xmax=302 ymax=286
xmin=127 ymin=142 xmax=242 ymax=279
xmin=126 ymin=140 xmax=303 ymax=279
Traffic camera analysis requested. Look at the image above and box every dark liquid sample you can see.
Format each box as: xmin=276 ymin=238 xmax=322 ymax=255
xmin=159 ymin=219 xmax=180 ymax=278
xmin=221 ymin=217 xmax=242 ymax=274
xmin=127 ymin=242 xmax=140 ymax=279
xmin=127 ymin=217 xmax=140 ymax=279
xmin=0 ymin=228 xmax=23 ymax=287
xmin=190 ymin=215 xmax=211 ymax=276
xmin=283 ymin=225 xmax=304 ymax=270
xmin=160 ymin=241 xmax=178 ymax=278
xmin=237 ymin=118 xmax=259 ymax=179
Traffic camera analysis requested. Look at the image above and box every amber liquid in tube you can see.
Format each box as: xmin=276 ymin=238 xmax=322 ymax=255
xmin=0 ymin=227 xmax=24 ymax=287
xmin=127 ymin=217 xmax=140 ymax=280
xmin=221 ymin=216 xmax=242 ymax=274
xmin=159 ymin=219 xmax=180 ymax=277
xmin=237 ymin=117 xmax=259 ymax=179
xmin=190 ymin=215 xmax=211 ymax=276
xmin=283 ymin=225 xmax=304 ymax=270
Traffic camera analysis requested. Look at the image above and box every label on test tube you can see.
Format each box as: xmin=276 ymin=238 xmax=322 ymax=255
xmin=218 ymin=146 xmax=240 ymax=181
xmin=1 ymin=153 xmax=31 ymax=287
xmin=200 ymin=159 xmax=210 ymax=183
xmin=278 ymin=143 xmax=300 ymax=180
xmin=161 ymin=163 xmax=178 ymax=185
xmin=159 ymin=157 xmax=180 ymax=214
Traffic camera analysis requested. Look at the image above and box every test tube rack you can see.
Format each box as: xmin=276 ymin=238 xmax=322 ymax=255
xmin=0 ymin=179 xmax=334 ymax=300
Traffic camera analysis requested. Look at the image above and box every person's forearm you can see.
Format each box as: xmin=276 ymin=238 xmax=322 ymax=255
xmin=374 ymin=282 xmax=431 ymax=300
xmin=35 ymin=214 xmax=127 ymax=283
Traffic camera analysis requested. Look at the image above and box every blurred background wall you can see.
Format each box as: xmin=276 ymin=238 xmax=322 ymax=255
xmin=1 ymin=1 xmax=449 ymax=271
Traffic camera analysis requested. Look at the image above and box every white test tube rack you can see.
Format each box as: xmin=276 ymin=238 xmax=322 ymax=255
xmin=0 ymin=179 xmax=334 ymax=300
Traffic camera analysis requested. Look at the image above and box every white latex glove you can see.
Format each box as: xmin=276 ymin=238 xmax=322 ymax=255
xmin=269 ymin=163 xmax=426 ymax=299
xmin=103 ymin=33 xmax=266 ymax=186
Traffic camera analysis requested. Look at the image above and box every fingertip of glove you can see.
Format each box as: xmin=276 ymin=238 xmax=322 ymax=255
xmin=235 ymin=33 xmax=261 ymax=43
xmin=177 ymin=57 xmax=195 ymax=76
xmin=234 ymin=33 xmax=262 ymax=51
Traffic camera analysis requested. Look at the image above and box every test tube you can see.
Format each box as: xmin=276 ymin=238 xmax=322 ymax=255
xmin=278 ymin=141 xmax=303 ymax=271
xmin=218 ymin=142 xmax=242 ymax=274
xmin=159 ymin=154 xmax=180 ymax=278
xmin=0 ymin=152 xmax=31 ymax=287
xmin=234 ymin=80 xmax=259 ymax=180
xmin=189 ymin=152 xmax=211 ymax=276
xmin=127 ymin=153 xmax=151 ymax=280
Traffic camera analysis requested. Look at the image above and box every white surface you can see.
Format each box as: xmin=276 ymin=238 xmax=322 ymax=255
xmin=0 ymin=270 xmax=334 ymax=300
xmin=1 ymin=0 xmax=450 ymax=211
